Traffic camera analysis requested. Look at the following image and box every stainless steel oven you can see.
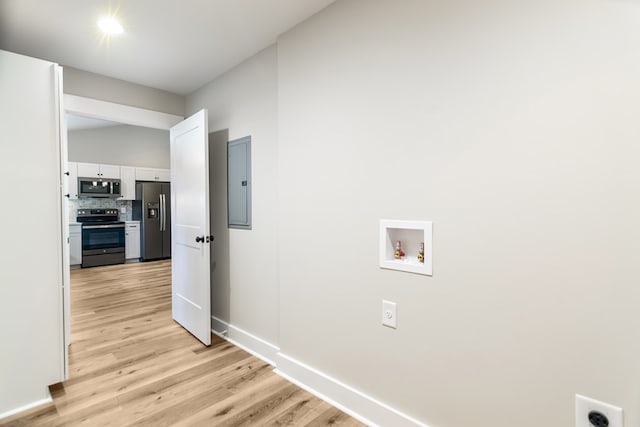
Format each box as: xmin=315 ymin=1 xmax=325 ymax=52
xmin=77 ymin=209 xmax=125 ymax=268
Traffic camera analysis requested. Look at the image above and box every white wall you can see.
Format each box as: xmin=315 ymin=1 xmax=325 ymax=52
xmin=64 ymin=67 xmax=185 ymax=116
xmin=186 ymin=46 xmax=280 ymax=350
xmin=0 ymin=50 xmax=64 ymax=416
xmin=276 ymin=1 xmax=640 ymax=426
xmin=68 ymin=124 xmax=169 ymax=168
xmin=42 ymin=0 xmax=639 ymax=424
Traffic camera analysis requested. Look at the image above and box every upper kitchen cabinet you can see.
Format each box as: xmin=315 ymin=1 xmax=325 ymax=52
xmin=136 ymin=167 xmax=170 ymax=182
xmin=156 ymin=169 xmax=171 ymax=182
xmin=120 ymin=166 xmax=136 ymax=200
xmin=77 ymin=162 xmax=120 ymax=179
xmin=66 ymin=161 xmax=78 ymax=200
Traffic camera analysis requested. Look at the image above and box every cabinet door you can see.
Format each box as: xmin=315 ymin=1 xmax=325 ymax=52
xmin=125 ymin=224 xmax=140 ymax=259
xmin=67 ymin=162 xmax=78 ymax=200
xmin=135 ymin=167 xmax=157 ymax=181
xmin=77 ymin=162 xmax=100 ymax=178
xmin=156 ymin=169 xmax=171 ymax=182
xmin=125 ymin=230 xmax=132 ymax=259
xmin=99 ymin=164 xmax=120 ymax=179
xmin=69 ymin=227 xmax=82 ymax=265
xmin=130 ymin=229 xmax=140 ymax=259
xmin=120 ymin=166 xmax=136 ymax=200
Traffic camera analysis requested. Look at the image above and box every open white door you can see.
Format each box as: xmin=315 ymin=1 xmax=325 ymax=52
xmin=170 ymin=109 xmax=211 ymax=345
xmin=56 ymin=65 xmax=70 ymax=379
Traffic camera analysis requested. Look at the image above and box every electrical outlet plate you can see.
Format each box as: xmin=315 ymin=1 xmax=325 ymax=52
xmin=576 ymin=394 xmax=623 ymax=427
xmin=382 ymin=300 xmax=397 ymax=329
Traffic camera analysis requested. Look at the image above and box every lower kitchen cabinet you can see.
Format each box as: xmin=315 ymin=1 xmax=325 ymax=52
xmin=125 ymin=221 xmax=140 ymax=260
xmin=69 ymin=223 xmax=82 ymax=266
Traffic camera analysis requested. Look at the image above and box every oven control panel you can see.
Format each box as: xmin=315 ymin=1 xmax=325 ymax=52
xmin=77 ymin=209 xmax=119 ymax=217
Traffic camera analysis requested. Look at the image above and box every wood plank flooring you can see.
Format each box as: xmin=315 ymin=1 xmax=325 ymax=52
xmin=1 ymin=260 xmax=364 ymax=427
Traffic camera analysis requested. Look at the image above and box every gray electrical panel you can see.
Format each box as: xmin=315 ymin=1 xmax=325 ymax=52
xmin=228 ymin=136 xmax=251 ymax=229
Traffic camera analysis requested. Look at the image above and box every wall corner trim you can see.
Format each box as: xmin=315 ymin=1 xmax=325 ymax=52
xmin=0 ymin=395 xmax=52 ymax=421
xmin=274 ymin=353 xmax=428 ymax=427
xmin=211 ymin=315 xmax=279 ymax=366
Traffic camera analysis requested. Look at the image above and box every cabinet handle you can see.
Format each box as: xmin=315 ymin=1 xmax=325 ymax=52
xmin=64 ymin=171 xmax=69 ymax=176
xmin=65 ymin=194 xmax=70 ymax=198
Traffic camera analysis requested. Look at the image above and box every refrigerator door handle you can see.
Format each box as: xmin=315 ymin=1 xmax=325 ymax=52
xmin=161 ymin=193 xmax=166 ymax=232
xmin=158 ymin=194 xmax=162 ymax=231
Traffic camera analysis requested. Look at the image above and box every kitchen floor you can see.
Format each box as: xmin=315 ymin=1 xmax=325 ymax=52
xmin=1 ymin=261 xmax=363 ymax=426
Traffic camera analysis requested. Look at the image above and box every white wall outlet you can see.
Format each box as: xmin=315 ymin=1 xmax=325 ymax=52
xmin=576 ymin=394 xmax=623 ymax=427
xmin=382 ymin=300 xmax=397 ymax=329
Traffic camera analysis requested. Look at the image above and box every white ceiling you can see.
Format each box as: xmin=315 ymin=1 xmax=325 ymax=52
xmin=0 ymin=0 xmax=335 ymax=95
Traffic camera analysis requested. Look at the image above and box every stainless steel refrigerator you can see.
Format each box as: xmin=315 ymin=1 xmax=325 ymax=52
xmin=132 ymin=182 xmax=171 ymax=261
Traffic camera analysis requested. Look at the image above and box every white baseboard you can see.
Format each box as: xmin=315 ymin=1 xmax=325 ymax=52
xmin=211 ymin=315 xmax=279 ymax=366
xmin=210 ymin=317 xmax=426 ymax=426
xmin=275 ymin=352 xmax=427 ymax=427
xmin=0 ymin=394 xmax=52 ymax=421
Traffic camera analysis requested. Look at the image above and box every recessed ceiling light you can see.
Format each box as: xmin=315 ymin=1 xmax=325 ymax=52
xmin=97 ymin=16 xmax=123 ymax=35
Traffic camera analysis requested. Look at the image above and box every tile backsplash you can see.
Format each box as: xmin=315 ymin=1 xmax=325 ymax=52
xmin=69 ymin=198 xmax=133 ymax=222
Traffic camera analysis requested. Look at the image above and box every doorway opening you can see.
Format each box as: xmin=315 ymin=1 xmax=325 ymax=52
xmin=62 ymin=95 xmax=212 ymax=372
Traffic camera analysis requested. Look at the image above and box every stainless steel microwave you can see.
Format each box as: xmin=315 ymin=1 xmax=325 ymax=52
xmin=78 ymin=177 xmax=121 ymax=198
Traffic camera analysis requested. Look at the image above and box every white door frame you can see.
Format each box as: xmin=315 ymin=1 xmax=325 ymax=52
xmin=61 ymin=94 xmax=184 ymax=365
xmin=64 ymin=94 xmax=183 ymax=130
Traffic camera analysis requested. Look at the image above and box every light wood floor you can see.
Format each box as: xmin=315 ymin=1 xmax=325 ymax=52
xmin=1 ymin=260 xmax=364 ymax=427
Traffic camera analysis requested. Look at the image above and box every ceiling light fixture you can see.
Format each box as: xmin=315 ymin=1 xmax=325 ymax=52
xmin=97 ymin=16 xmax=123 ymax=35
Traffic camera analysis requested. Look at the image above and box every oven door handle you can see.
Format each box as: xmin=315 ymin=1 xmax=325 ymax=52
xmin=83 ymin=224 xmax=125 ymax=229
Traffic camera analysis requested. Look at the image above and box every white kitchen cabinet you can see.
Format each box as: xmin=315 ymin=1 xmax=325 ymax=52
xmin=135 ymin=167 xmax=156 ymax=181
xmin=120 ymin=166 xmax=136 ymax=200
xmin=100 ymin=164 xmax=120 ymax=179
xmin=156 ymin=168 xmax=171 ymax=182
xmin=125 ymin=221 xmax=140 ymax=260
xmin=67 ymin=161 xmax=78 ymax=200
xmin=77 ymin=162 xmax=120 ymax=179
xmin=69 ymin=224 xmax=82 ymax=266
xmin=136 ymin=167 xmax=171 ymax=182
xmin=76 ymin=162 xmax=99 ymax=177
